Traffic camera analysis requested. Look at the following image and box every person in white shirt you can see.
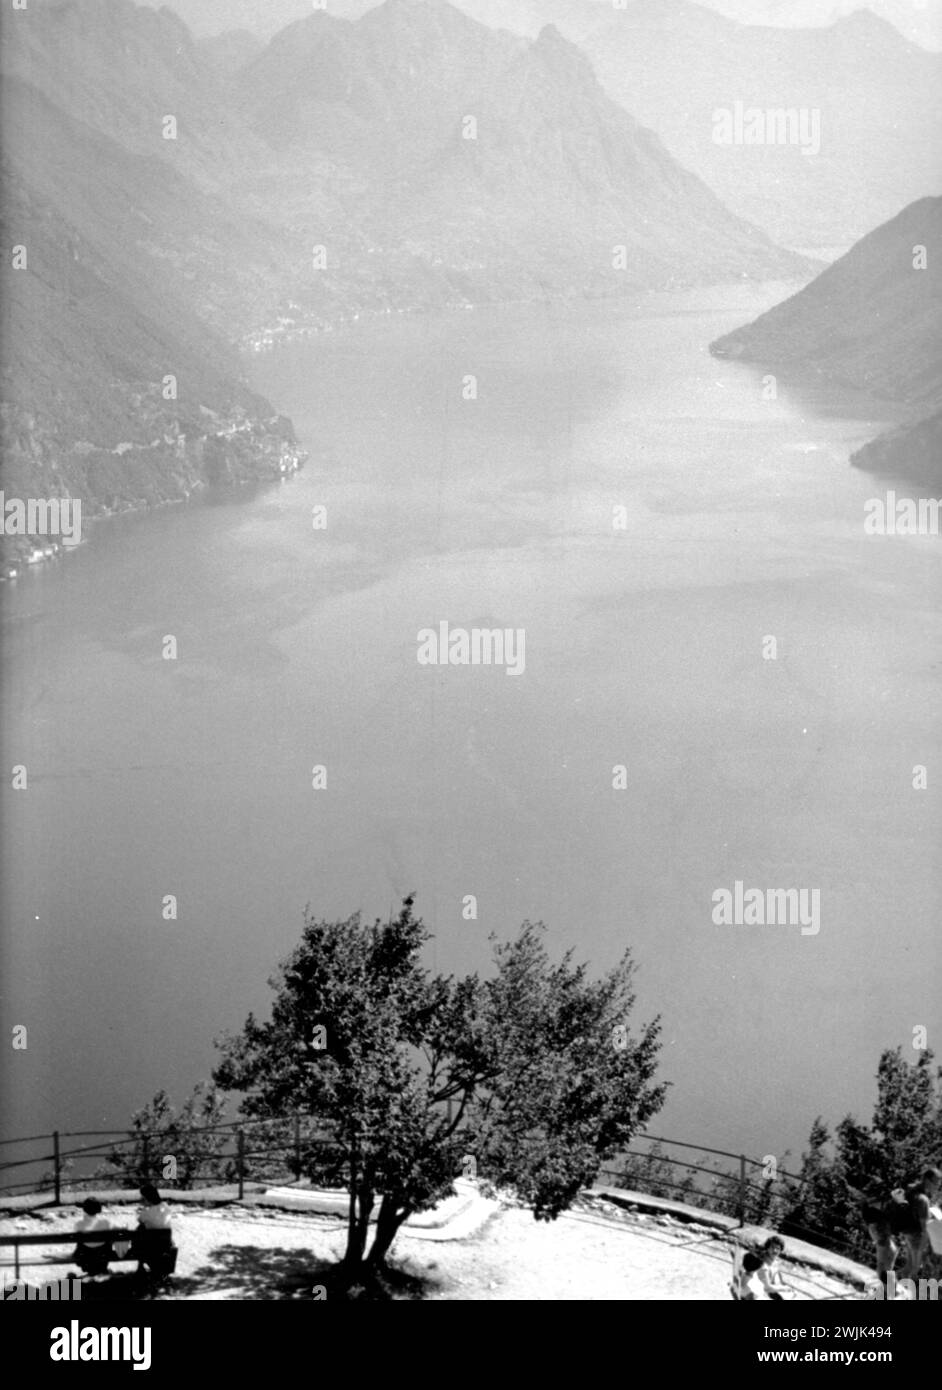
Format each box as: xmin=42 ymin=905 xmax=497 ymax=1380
xmin=736 ymin=1236 xmax=792 ymax=1300
xmin=136 ymin=1184 xmax=172 ymax=1230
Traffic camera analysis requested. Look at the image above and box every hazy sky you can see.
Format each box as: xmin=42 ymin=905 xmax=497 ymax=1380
xmin=148 ymin=0 xmax=942 ymax=49
xmin=710 ymin=0 xmax=941 ymax=46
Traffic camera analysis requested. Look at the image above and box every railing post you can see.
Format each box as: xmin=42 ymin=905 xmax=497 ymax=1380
xmin=738 ymin=1154 xmax=747 ymax=1225
xmin=293 ymin=1114 xmax=301 ymax=1178
xmin=237 ymin=1129 xmax=245 ymax=1200
xmin=52 ymin=1130 xmax=61 ymax=1206
xmin=142 ymin=1133 xmax=150 ymax=1183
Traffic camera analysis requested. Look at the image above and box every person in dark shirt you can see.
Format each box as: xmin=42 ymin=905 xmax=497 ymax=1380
xmin=897 ymin=1167 xmax=941 ymax=1283
xmin=131 ymin=1184 xmax=176 ymax=1286
xmin=852 ymin=1165 xmax=942 ymax=1294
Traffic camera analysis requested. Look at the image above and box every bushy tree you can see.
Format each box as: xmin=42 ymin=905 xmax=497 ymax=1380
xmin=782 ymin=1049 xmax=942 ymax=1263
xmin=467 ymin=924 xmax=666 ymax=1220
xmin=213 ymin=898 xmax=665 ymax=1285
xmin=781 ymin=1117 xmax=858 ymax=1254
xmin=102 ymin=1083 xmax=233 ymax=1189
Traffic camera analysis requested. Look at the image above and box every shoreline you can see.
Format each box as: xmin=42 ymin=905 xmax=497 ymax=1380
xmin=0 ymin=432 xmax=306 ymax=581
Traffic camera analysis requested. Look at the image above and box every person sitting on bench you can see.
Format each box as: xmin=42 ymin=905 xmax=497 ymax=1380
xmin=131 ymin=1184 xmax=176 ymax=1282
xmin=72 ymin=1197 xmax=112 ymax=1277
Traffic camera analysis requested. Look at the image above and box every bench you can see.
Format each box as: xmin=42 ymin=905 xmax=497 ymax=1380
xmin=0 ymin=1227 xmax=177 ymax=1281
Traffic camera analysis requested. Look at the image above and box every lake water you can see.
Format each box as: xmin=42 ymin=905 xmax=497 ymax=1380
xmin=2 ymin=287 xmax=940 ymax=1174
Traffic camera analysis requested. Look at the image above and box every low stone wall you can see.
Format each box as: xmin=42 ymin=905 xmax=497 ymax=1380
xmin=592 ymin=1186 xmax=873 ymax=1290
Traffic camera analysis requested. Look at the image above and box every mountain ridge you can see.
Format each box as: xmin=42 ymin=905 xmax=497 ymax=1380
xmin=709 ymin=197 xmax=942 ymax=485
xmin=0 ymin=64 xmax=304 ymax=569
xmin=581 ymin=0 xmax=942 ymax=248
xmin=237 ymin=0 xmax=809 ymax=299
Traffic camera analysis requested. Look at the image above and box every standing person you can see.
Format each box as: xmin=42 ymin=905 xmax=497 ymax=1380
xmin=853 ymin=1166 xmax=942 ymax=1295
xmin=854 ymin=1185 xmax=899 ymax=1296
xmin=896 ymin=1167 xmax=942 ymax=1284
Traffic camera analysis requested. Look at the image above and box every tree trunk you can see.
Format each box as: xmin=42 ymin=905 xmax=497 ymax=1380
xmin=353 ymin=1185 xmax=374 ymax=1267
xmin=366 ymin=1193 xmax=409 ymax=1272
xmin=341 ymin=1182 xmax=374 ymax=1281
xmin=343 ymin=1144 xmax=359 ymax=1271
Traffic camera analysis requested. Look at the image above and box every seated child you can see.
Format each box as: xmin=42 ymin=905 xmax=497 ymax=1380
xmin=738 ymin=1236 xmax=791 ymax=1300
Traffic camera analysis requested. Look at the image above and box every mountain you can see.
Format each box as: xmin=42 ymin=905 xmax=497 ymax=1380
xmin=0 ymin=34 xmax=303 ymax=565
xmin=154 ymin=0 xmax=381 ymax=38
xmin=159 ymin=0 xmax=625 ymax=42
xmin=434 ymin=0 xmax=615 ymax=39
xmin=2 ymin=0 xmax=811 ymax=562
xmin=4 ymin=0 xmax=807 ymax=326
xmin=0 ymin=0 xmax=272 ymax=196
xmin=148 ymin=0 xmax=942 ymax=51
xmin=710 ymin=198 xmax=942 ymax=485
xmin=850 ymin=410 xmax=942 ymax=486
xmin=580 ymin=1 xmax=942 ymax=249
xmin=198 ymin=28 xmax=264 ymax=77
xmin=0 ymin=0 xmax=330 ymax=332
xmin=710 ymin=198 xmax=942 ymax=403
xmin=237 ymin=0 xmax=808 ymax=299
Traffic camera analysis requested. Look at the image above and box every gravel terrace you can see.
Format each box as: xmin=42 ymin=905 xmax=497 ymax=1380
xmin=1 ymin=1194 xmax=866 ymax=1301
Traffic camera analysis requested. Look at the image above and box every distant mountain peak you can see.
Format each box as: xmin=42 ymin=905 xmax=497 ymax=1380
xmin=17 ymin=0 xmax=198 ymax=60
xmin=829 ymin=7 xmax=907 ymax=42
xmin=535 ymin=23 xmax=567 ymax=46
xmin=837 ymin=7 xmax=894 ymax=27
xmin=46 ymin=0 xmax=189 ymax=34
xmin=369 ymin=0 xmax=464 ymax=17
xmin=530 ymin=20 xmax=600 ymax=89
xmin=363 ymin=0 xmax=483 ymax=27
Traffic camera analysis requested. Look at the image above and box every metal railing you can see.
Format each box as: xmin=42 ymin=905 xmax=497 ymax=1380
xmin=596 ymin=1133 xmax=871 ymax=1263
xmin=0 ymin=1118 xmax=868 ymax=1263
xmin=0 ymin=1115 xmax=338 ymax=1204
xmin=602 ymin=1128 xmax=804 ymax=1219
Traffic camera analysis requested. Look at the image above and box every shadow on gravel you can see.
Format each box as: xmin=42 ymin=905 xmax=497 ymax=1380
xmin=59 ymin=1271 xmax=172 ymax=1301
xmin=170 ymin=1246 xmax=434 ymax=1301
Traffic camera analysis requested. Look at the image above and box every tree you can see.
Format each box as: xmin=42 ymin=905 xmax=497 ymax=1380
xmin=781 ymin=1049 xmax=942 ymax=1264
xmin=466 ymin=924 xmax=666 ymax=1220
xmin=213 ymin=898 xmax=665 ymax=1287
xmin=778 ymin=1118 xmax=853 ymax=1252
xmin=102 ymin=1083 xmax=233 ymax=1189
